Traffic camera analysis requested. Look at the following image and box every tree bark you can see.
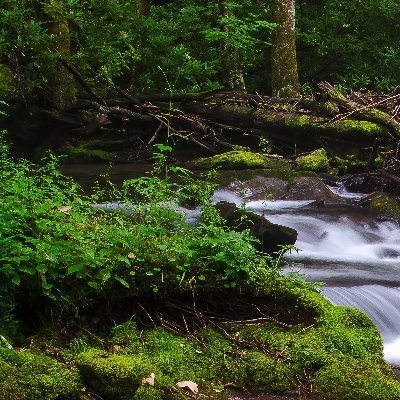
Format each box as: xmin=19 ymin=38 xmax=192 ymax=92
xmin=218 ymin=0 xmax=246 ymax=91
xmin=35 ymin=1 xmax=76 ymax=110
xmin=138 ymin=0 xmax=151 ymax=17
xmin=271 ymin=0 xmax=300 ymax=98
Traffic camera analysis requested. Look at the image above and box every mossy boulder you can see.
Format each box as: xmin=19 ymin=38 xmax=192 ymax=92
xmin=63 ymin=143 xmax=118 ymax=163
xmin=314 ymin=357 xmax=400 ymax=400
xmin=296 ymin=148 xmax=329 ymax=172
xmin=195 ymin=151 xmax=290 ymax=170
xmin=0 ymin=347 xmax=82 ymax=400
xmin=76 ymin=348 xmax=166 ymax=400
xmin=368 ymin=192 xmax=400 ymax=221
xmin=71 ymin=285 xmax=400 ymax=400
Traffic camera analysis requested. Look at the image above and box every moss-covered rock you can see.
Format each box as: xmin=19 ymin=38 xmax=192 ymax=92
xmin=77 ymin=348 xmax=166 ymax=400
xmin=314 ymin=357 xmax=400 ymax=400
xmin=369 ymin=193 xmax=400 ymax=221
xmin=331 ymin=154 xmax=368 ymax=173
xmin=296 ymin=148 xmax=329 ymax=172
xmin=72 ymin=285 xmax=399 ymax=400
xmin=232 ymin=350 xmax=295 ymax=393
xmin=195 ymin=151 xmax=290 ymax=170
xmin=0 ymin=347 xmax=82 ymax=400
xmin=63 ymin=144 xmax=118 ymax=163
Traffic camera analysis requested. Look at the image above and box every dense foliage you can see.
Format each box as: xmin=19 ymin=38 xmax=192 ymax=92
xmin=0 ymin=133 xmax=286 ymax=311
xmin=0 ymin=0 xmax=399 ymax=107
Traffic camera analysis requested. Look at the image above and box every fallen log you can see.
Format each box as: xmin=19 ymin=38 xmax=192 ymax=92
xmin=318 ymin=81 xmax=400 ymax=138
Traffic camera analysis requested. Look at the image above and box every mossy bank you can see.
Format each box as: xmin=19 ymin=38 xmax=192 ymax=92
xmin=2 ymin=283 xmax=399 ymax=400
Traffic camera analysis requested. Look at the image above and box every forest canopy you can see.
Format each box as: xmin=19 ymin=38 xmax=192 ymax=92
xmin=0 ymin=0 xmax=399 ymax=110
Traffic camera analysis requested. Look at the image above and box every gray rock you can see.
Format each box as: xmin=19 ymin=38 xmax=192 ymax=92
xmin=215 ymin=201 xmax=297 ymax=254
xmin=228 ymin=176 xmax=288 ymax=201
xmin=285 ymin=176 xmax=341 ymax=202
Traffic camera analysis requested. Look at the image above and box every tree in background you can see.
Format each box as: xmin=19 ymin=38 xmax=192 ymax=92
xmin=218 ymin=0 xmax=246 ymax=90
xmin=271 ymin=0 xmax=300 ymax=97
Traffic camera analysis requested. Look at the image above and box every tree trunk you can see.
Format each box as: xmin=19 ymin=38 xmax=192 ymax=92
xmin=138 ymin=0 xmax=151 ymax=17
xmin=218 ymin=0 xmax=246 ymax=91
xmin=271 ymin=0 xmax=300 ymax=98
xmin=35 ymin=1 xmax=76 ymax=110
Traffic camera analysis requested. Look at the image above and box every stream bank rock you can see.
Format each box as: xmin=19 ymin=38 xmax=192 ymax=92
xmin=284 ymin=176 xmax=341 ymax=202
xmin=215 ymin=201 xmax=297 ymax=253
xmin=195 ymin=151 xmax=291 ymax=171
xmin=359 ymin=192 xmax=400 ymax=221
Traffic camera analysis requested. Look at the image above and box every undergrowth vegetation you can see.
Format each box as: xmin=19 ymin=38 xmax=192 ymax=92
xmin=0 ymin=132 xmax=297 ymax=318
xmin=2 ymin=132 xmax=400 ymax=399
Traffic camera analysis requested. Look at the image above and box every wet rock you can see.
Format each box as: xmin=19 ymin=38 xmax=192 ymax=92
xmin=228 ymin=176 xmax=288 ymax=201
xmin=215 ymin=201 xmax=297 ymax=253
xmin=285 ymin=176 xmax=341 ymax=202
xmin=360 ymin=192 xmax=400 ymax=221
xmin=216 ymin=168 xmax=292 ymax=187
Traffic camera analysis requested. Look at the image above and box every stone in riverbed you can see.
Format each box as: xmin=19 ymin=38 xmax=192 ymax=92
xmin=228 ymin=176 xmax=289 ymax=201
xmin=284 ymin=176 xmax=341 ymax=202
xmin=215 ymin=201 xmax=297 ymax=253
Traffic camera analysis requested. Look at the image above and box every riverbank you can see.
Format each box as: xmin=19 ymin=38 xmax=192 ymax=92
xmin=2 ymin=143 xmax=400 ymax=399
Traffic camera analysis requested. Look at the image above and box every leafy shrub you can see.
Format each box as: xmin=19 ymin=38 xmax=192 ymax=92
xmin=0 ymin=133 xmax=270 ymax=308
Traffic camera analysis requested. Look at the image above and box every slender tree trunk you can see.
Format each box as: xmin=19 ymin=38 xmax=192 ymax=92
xmin=35 ymin=1 xmax=76 ymax=110
xmin=271 ymin=0 xmax=300 ymax=97
xmin=218 ymin=0 xmax=246 ymax=91
xmin=138 ymin=0 xmax=151 ymax=17
xmin=131 ymin=0 xmax=151 ymax=89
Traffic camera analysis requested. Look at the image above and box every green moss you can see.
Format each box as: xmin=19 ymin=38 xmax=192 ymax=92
xmin=336 ymin=120 xmax=387 ymax=136
xmin=232 ymin=350 xmax=295 ymax=393
xmin=63 ymin=144 xmax=118 ymax=163
xmin=330 ymin=154 xmax=368 ymax=173
xmin=111 ymin=320 xmax=142 ymax=349
xmin=369 ymin=193 xmax=400 ymax=221
xmin=133 ymin=385 xmax=164 ymax=400
xmin=314 ymin=357 xmax=400 ymax=400
xmin=284 ymin=114 xmax=310 ymax=128
xmin=296 ymin=148 xmax=329 ymax=172
xmin=0 ymin=347 xmax=82 ymax=400
xmin=195 ymin=151 xmax=290 ymax=170
xmin=77 ymin=348 xmax=165 ymax=400
xmin=73 ymin=284 xmax=399 ymax=399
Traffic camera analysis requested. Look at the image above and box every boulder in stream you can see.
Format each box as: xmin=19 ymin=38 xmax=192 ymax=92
xmin=284 ymin=176 xmax=342 ymax=202
xmin=215 ymin=201 xmax=297 ymax=253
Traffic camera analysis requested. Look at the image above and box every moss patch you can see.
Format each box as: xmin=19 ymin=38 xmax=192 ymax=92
xmin=62 ymin=143 xmax=118 ymax=163
xmin=195 ymin=151 xmax=290 ymax=170
xmin=73 ymin=286 xmax=399 ymax=400
xmin=0 ymin=347 xmax=82 ymax=400
xmin=314 ymin=357 xmax=400 ymax=400
xmin=296 ymin=148 xmax=329 ymax=172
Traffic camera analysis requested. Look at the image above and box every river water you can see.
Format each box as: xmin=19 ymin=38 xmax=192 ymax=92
xmin=62 ymin=164 xmax=400 ymax=365
xmin=212 ymin=187 xmax=400 ymax=366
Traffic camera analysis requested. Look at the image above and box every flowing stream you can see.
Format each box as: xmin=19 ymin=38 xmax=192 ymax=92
xmin=212 ymin=188 xmax=400 ymax=365
xmin=63 ymin=164 xmax=400 ymax=365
